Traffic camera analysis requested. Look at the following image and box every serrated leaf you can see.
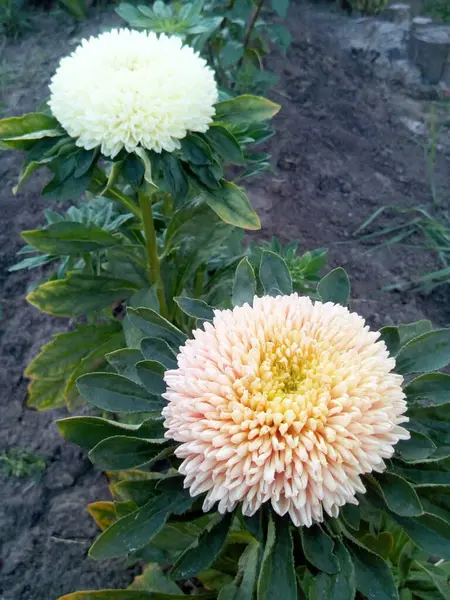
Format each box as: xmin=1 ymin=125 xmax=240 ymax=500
xmin=77 ymin=372 xmax=163 ymax=413
xmin=232 ymin=257 xmax=256 ymax=307
xmin=395 ymin=329 xmax=450 ymax=374
xmin=257 ymin=515 xmax=297 ymax=600
xmin=174 ymin=297 xmax=215 ymax=321
xmin=57 ymin=415 xmax=165 ymax=450
xmin=214 ymin=95 xmax=280 ymax=127
xmin=200 ymin=181 xmax=260 ymax=230
xmin=259 ymin=250 xmax=292 ymax=295
xmin=89 ymin=436 xmax=169 ymax=471
xmin=317 ymin=267 xmax=350 ymax=306
xmin=300 ymin=524 xmax=340 ymax=574
xmin=170 ymin=513 xmax=232 ymax=580
xmin=27 ymin=274 xmax=138 ymax=317
xmin=136 ymin=360 xmax=166 ymax=395
xmin=89 ymin=492 xmax=193 ymax=559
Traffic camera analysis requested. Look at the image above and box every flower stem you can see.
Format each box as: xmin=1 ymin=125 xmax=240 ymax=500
xmin=138 ymin=188 xmax=168 ymax=318
xmin=235 ymin=0 xmax=265 ymax=75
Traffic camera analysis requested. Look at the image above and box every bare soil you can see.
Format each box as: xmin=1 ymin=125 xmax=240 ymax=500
xmin=0 ymin=3 xmax=449 ymax=599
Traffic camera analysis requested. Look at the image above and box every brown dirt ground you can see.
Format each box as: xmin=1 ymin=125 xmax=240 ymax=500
xmin=0 ymin=2 xmax=449 ymax=599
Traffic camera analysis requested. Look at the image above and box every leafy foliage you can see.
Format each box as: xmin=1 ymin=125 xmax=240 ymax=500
xmin=55 ymin=261 xmax=450 ymax=600
xmin=0 ymin=447 xmax=46 ymax=480
xmin=350 ymin=0 xmax=389 ymax=14
xmin=116 ymin=0 xmax=292 ymax=95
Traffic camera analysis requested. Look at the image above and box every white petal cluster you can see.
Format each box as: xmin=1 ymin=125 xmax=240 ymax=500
xmin=163 ymin=294 xmax=410 ymax=527
xmin=49 ymin=29 xmax=218 ymax=158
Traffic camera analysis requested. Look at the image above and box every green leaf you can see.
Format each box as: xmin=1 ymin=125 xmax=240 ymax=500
xmin=27 ymin=274 xmax=138 ymax=317
xmin=259 ymin=250 xmax=292 ymax=295
xmin=22 ymin=222 xmax=119 ymax=255
xmin=317 ymin=267 xmax=350 ymax=306
xmin=380 ymin=327 xmax=401 ymax=356
xmin=404 ymin=373 xmax=450 ymax=407
xmin=214 ymin=95 xmax=281 ymax=127
xmin=413 ymin=561 xmax=450 ymax=600
xmin=329 ymin=541 xmax=356 ymax=600
xmin=141 ymin=338 xmax=177 ymax=370
xmin=58 ymin=591 xmax=206 ymax=600
xmin=300 ymin=524 xmax=340 ymax=574
xmin=0 ymin=112 xmax=63 ymax=149
xmin=341 ymin=504 xmax=361 ymax=530
xmin=89 ymin=492 xmax=192 ymax=559
xmin=106 ymin=349 xmax=143 ymax=382
xmin=220 ymin=40 xmax=244 ymax=68
xmin=257 ymin=516 xmax=297 ymax=600
xmin=170 ymin=513 xmax=232 ymax=580
xmin=217 ymin=540 xmax=259 ymax=600
xmin=87 ymin=501 xmax=117 ymax=531
xmin=181 ymin=134 xmax=212 ymax=165
xmin=360 ymin=533 xmax=394 ymax=560
xmin=271 ymin=0 xmax=289 ymax=18
xmin=77 ymin=373 xmax=163 ymax=413
xmin=160 ymin=153 xmax=188 ymax=205
xmin=395 ymin=329 xmax=450 ymax=374
xmin=127 ymin=307 xmax=187 ymax=348
xmin=205 ymin=126 xmax=245 ymax=165
xmin=25 ymin=322 xmax=122 ymax=410
xmin=398 ymin=320 xmax=433 ymax=346
xmin=89 ymin=436 xmax=168 ymax=471
xmin=57 ymin=415 xmax=165 ymax=450
xmin=129 ymin=563 xmax=181 ymax=594
xmin=349 ymin=541 xmax=399 ymax=600
xmin=374 ymin=472 xmax=423 ymax=516
xmin=136 ymin=360 xmax=167 ymax=395
xmin=393 ymin=513 xmax=450 ymax=559
xmin=396 ymin=430 xmax=437 ymax=462
xmin=200 ymin=181 xmax=260 ymax=230
xmin=174 ymin=297 xmax=215 ymax=321
xmin=232 ymin=257 xmax=256 ymax=307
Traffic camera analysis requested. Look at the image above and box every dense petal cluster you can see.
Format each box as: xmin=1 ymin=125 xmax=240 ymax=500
xmin=49 ymin=29 xmax=218 ymax=158
xmin=163 ymin=295 xmax=409 ymax=527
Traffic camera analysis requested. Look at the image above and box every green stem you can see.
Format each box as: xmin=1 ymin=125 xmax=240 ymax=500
xmin=90 ymin=167 xmax=142 ymax=219
xmin=235 ymin=0 xmax=265 ymax=73
xmin=138 ymin=189 xmax=168 ymax=318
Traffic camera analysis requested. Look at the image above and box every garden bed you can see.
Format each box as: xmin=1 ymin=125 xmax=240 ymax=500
xmin=0 ymin=2 xmax=449 ymax=599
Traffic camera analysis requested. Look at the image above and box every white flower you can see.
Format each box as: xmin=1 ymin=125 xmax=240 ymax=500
xmin=49 ymin=29 xmax=218 ymax=158
xmin=163 ymin=294 xmax=409 ymax=527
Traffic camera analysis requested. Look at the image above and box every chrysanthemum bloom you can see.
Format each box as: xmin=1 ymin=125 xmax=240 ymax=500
xmin=49 ymin=29 xmax=218 ymax=158
xmin=163 ymin=295 xmax=410 ymax=527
